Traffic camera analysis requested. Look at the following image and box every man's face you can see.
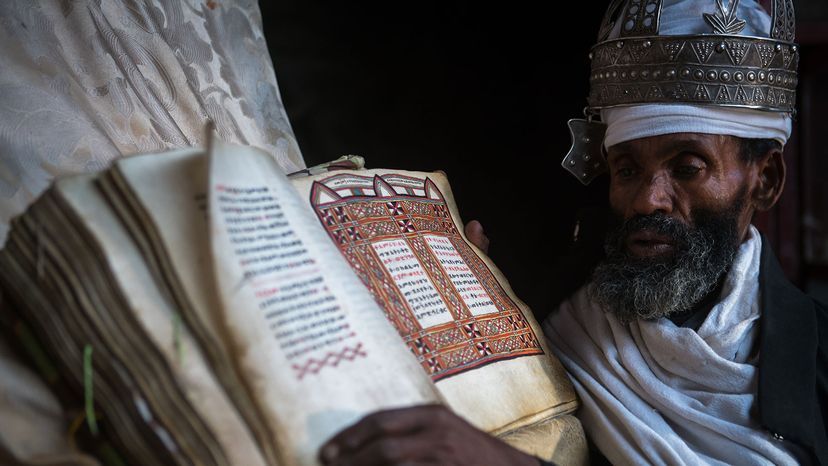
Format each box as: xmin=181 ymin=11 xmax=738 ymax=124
xmin=590 ymin=133 xmax=761 ymax=322
xmin=606 ymin=132 xmax=757 ymax=252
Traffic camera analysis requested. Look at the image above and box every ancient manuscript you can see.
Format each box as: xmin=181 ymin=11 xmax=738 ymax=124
xmin=0 ymin=137 xmax=585 ymax=466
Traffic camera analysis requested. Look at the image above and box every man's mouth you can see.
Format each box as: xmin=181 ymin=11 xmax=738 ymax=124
xmin=625 ymin=230 xmax=677 ymax=258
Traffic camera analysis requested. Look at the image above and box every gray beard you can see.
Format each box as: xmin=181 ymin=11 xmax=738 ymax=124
xmin=589 ymin=209 xmax=742 ymax=324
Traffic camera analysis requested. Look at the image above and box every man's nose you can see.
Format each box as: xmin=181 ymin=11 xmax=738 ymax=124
xmin=630 ymin=175 xmax=673 ymax=216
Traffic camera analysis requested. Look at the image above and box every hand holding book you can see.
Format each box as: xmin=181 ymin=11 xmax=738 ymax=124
xmin=319 ymin=405 xmax=541 ymax=466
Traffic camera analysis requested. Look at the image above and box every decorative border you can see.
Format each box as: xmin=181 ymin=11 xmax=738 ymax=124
xmin=309 ymin=174 xmax=543 ymax=381
xmin=292 ymin=343 xmax=367 ymax=380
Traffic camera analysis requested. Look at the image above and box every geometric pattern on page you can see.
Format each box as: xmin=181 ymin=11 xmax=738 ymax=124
xmin=291 ymin=343 xmax=368 ymax=380
xmin=310 ymin=173 xmax=543 ymax=381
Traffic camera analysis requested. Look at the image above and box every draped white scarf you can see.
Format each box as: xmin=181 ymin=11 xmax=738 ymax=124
xmin=543 ymin=226 xmax=798 ymax=465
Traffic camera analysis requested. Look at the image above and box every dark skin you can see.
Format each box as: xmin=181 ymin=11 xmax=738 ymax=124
xmin=606 ymin=133 xmax=784 ymax=259
xmin=319 ymin=405 xmax=538 ymax=466
xmin=319 ymin=133 xmax=785 ymax=466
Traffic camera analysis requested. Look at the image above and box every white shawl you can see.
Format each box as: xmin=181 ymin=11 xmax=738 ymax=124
xmin=543 ymin=226 xmax=797 ymax=465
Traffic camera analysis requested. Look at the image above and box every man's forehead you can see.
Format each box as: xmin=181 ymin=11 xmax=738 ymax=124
xmin=607 ymin=133 xmax=736 ymax=157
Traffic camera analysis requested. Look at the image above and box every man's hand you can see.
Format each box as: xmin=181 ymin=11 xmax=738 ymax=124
xmin=319 ymin=405 xmax=540 ymax=466
xmin=464 ymin=220 xmax=490 ymax=255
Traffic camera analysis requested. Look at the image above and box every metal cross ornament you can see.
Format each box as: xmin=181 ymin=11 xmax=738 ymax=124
xmin=561 ymin=118 xmax=608 ymax=185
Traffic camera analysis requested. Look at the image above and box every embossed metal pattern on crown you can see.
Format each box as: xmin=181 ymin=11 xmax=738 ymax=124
xmin=588 ymin=35 xmax=798 ymax=112
xmin=587 ymin=0 xmax=798 ymax=114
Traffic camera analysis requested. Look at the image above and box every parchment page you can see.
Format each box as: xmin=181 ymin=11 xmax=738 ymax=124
xmin=53 ymin=175 xmax=267 ymax=466
xmin=110 ymin=149 xmax=280 ymax=464
xmin=208 ymin=138 xmax=440 ymax=466
xmin=291 ymin=169 xmax=578 ymax=434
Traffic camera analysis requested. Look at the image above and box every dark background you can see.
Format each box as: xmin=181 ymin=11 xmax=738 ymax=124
xmin=261 ymin=1 xmax=828 ymax=311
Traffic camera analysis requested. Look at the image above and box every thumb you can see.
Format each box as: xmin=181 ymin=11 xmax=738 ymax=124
xmin=464 ymin=220 xmax=490 ymax=255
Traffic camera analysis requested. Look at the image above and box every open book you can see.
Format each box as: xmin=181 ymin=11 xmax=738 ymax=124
xmin=0 ymin=137 xmax=585 ymax=466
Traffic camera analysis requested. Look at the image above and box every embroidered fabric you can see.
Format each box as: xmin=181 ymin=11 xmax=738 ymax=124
xmin=0 ymin=0 xmax=306 ymax=247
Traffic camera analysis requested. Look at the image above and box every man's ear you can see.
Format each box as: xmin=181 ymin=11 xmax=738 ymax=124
xmin=752 ymin=146 xmax=786 ymax=212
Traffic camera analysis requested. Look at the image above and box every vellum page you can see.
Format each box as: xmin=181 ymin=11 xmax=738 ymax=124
xmin=1 ymin=200 xmax=174 ymax=464
xmin=110 ymin=149 xmax=279 ymax=464
xmin=208 ymin=138 xmax=440 ymax=466
xmin=291 ymin=169 xmax=578 ymax=434
xmin=106 ymin=148 xmax=219 ymax=345
xmin=52 ymin=175 xmax=267 ymax=466
xmin=498 ymin=415 xmax=588 ymax=466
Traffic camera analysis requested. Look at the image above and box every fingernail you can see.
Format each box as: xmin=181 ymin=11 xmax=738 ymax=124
xmin=320 ymin=443 xmax=339 ymax=463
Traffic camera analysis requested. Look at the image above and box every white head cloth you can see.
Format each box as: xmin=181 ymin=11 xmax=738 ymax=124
xmin=601 ymin=0 xmax=792 ymax=148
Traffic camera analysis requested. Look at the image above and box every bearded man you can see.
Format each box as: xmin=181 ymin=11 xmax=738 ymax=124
xmin=320 ymin=0 xmax=828 ymax=465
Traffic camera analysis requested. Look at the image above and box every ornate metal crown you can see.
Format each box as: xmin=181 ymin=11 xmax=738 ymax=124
xmin=587 ymin=0 xmax=798 ymax=114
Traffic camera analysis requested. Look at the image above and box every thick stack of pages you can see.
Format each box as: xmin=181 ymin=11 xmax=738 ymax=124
xmin=0 ymin=138 xmax=587 ymax=465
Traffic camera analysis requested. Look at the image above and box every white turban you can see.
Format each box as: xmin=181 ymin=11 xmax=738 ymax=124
xmin=601 ymin=0 xmax=793 ymax=148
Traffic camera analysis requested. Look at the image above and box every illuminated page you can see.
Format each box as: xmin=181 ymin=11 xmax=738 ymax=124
xmin=208 ymin=139 xmax=440 ymax=466
xmin=291 ymin=170 xmax=577 ymax=434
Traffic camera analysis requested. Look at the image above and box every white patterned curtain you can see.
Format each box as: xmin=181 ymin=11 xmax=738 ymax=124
xmin=0 ymin=0 xmax=305 ymax=246
xmin=0 ymin=2 xmax=304 ymax=463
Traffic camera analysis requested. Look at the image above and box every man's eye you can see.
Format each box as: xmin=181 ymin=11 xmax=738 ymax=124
xmin=674 ymin=165 xmax=701 ymax=177
xmin=616 ymin=167 xmax=636 ymax=178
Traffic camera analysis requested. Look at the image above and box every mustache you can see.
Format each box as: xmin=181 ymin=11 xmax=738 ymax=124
xmin=592 ymin=201 xmax=745 ymax=322
xmin=607 ymin=213 xmax=694 ymax=254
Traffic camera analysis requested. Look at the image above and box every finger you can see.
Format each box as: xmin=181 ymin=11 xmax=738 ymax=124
xmin=464 ymin=220 xmax=490 ymax=254
xmin=330 ymin=430 xmax=441 ymax=466
xmin=320 ymin=405 xmax=445 ymax=463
